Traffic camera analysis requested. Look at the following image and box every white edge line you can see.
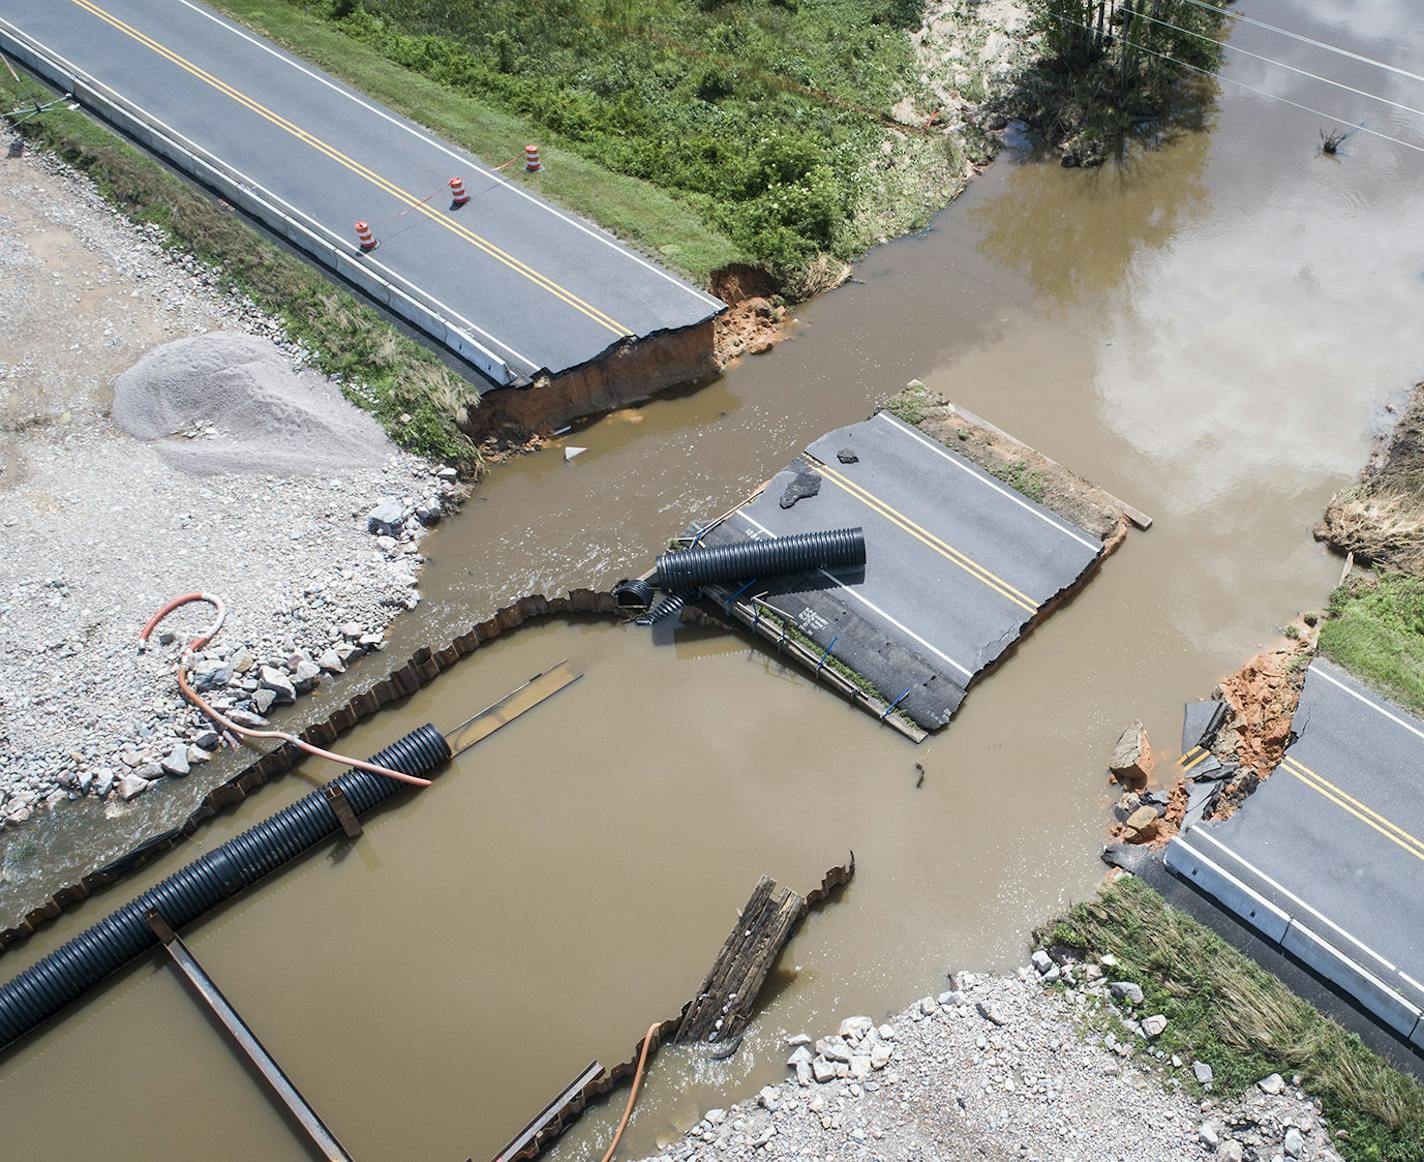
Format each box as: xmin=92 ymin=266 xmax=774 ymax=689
xmin=1311 ymin=661 xmax=1424 ymax=746
xmin=875 ymin=411 xmax=1101 ymax=553
xmin=1 ymin=16 xmax=541 ymax=374
xmin=174 ymin=0 xmax=725 ymax=311
xmin=1190 ymin=827 xmax=1401 ymax=975
xmin=733 ymin=510 xmax=974 ymax=680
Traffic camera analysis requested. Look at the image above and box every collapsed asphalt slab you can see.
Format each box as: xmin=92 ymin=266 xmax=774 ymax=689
xmin=1167 ymin=660 xmax=1424 ymax=1050
xmin=689 ymin=410 xmax=1111 ymax=732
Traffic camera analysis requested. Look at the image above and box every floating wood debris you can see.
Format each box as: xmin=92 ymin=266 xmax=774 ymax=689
xmin=485 ymin=855 xmax=854 ymax=1162
xmin=677 ymin=855 xmax=854 ymax=1048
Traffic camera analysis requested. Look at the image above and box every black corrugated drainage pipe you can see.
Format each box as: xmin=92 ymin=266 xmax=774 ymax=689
xmin=655 ymin=527 xmax=865 ymax=592
xmin=0 ymin=723 xmax=450 ymax=1053
xmin=611 ymin=578 xmax=655 ymax=611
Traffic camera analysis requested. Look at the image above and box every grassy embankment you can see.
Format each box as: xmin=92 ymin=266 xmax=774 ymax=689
xmin=1319 ymin=573 xmax=1424 ymax=714
xmin=1045 ymin=876 xmax=1424 ymax=1162
xmin=217 ymin=0 xmax=967 ymax=297
xmin=1 ymin=70 xmax=479 ymax=465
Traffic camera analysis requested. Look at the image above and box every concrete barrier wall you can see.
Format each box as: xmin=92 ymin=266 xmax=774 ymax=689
xmin=1164 ymin=836 xmax=1291 ymax=944
xmin=1166 ymin=832 xmax=1423 ymax=1045
xmin=1280 ymin=918 xmax=1422 ymax=1039
xmin=0 ymin=20 xmax=521 ymax=388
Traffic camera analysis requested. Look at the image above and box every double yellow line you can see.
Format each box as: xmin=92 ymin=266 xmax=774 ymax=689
xmin=1176 ymin=745 xmax=1212 ymax=772
xmin=1279 ymin=754 xmax=1424 ymax=865
xmin=808 ymin=455 xmax=1038 ymax=614
xmin=70 ymin=0 xmax=630 ymax=339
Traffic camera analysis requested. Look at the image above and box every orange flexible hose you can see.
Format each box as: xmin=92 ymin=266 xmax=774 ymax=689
xmin=139 ymin=593 xmax=430 ymax=788
xmin=601 ymin=1023 xmax=661 ymax=1162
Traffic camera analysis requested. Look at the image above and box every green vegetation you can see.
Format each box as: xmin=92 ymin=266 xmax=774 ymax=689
xmin=209 ymin=0 xmax=741 ymax=284
xmin=883 ymin=381 xmax=936 ymax=425
xmin=2 ymin=71 xmax=480 ymax=465
xmin=993 ymin=461 xmax=1048 ymax=504
xmin=1319 ymin=573 xmax=1424 ymax=716
xmin=1014 ymin=0 xmax=1226 ymax=165
xmin=1044 ymin=876 xmax=1424 ymax=1162
xmin=217 ymin=0 xmax=957 ymax=293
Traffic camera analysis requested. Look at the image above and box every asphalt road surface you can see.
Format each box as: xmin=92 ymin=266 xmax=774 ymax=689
xmin=1179 ymin=660 xmax=1424 ymax=1028
xmin=698 ymin=411 xmax=1104 ymax=730
xmin=2 ymin=0 xmax=722 ymax=380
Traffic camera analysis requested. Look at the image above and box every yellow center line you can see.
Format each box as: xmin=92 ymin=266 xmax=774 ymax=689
xmin=1280 ymin=755 xmax=1424 ymax=863
xmin=69 ymin=0 xmax=631 ymax=338
xmin=806 ymin=455 xmax=1038 ymax=614
xmin=1177 ymin=748 xmax=1211 ymax=772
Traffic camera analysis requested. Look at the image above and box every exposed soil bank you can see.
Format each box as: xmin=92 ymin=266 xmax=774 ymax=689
xmin=1318 ymin=381 xmax=1424 ymax=574
xmin=471 ymin=321 xmax=721 ymax=440
xmin=885 ymin=381 xmax=1132 ymax=540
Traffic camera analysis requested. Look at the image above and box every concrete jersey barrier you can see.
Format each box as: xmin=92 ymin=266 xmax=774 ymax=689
xmin=1166 ymin=831 xmax=1424 ymax=1046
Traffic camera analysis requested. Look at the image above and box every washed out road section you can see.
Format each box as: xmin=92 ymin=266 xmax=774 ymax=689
xmin=1 ymin=0 xmax=722 ymax=381
xmin=697 ymin=412 xmax=1104 ymax=730
xmin=1172 ymin=660 xmax=1424 ymax=1039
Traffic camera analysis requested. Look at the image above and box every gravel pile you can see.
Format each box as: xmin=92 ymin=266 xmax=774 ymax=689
xmin=641 ymin=955 xmax=1342 ymax=1162
xmin=0 ymin=131 xmax=464 ymax=830
xmin=112 ymin=332 xmax=395 ymax=476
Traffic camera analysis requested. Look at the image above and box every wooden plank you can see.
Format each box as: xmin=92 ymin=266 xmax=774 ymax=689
xmin=484 ymin=857 xmax=853 ymax=1162
xmin=674 ymin=875 xmax=805 ymax=1046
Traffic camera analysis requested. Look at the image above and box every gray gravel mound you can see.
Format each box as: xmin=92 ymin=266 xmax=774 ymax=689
xmin=112 ymin=332 xmax=393 ymax=475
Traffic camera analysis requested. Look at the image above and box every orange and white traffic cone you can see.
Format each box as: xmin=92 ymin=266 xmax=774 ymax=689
xmin=449 ymin=176 xmax=470 ymax=207
xmin=524 ymin=144 xmax=542 ymax=173
xmin=354 ymin=220 xmax=378 ymax=252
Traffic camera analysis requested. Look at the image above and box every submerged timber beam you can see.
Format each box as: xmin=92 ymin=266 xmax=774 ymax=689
xmin=145 ymin=911 xmax=353 ymax=1162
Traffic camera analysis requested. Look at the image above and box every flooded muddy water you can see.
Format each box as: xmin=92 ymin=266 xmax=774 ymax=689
xmin=4 ymin=1 xmax=1424 ymax=1157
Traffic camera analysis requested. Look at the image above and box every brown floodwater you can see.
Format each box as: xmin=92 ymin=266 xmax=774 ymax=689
xmin=3 ymin=1 xmax=1424 ymax=1157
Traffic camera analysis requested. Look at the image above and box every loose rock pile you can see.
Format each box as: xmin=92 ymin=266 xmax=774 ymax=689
xmin=641 ymin=954 xmax=1341 ymax=1162
xmin=0 ymin=463 xmax=462 ymax=821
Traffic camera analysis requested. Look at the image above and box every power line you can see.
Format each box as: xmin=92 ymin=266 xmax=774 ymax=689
xmin=1175 ymin=0 xmax=1424 ymax=89
xmin=1131 ymin=8 xmax=1424 ymax=124
xmin=1043 ymin=10 xmax=1424 ymax=155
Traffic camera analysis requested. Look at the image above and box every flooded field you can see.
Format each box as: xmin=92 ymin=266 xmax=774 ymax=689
xmin=4 ymin=0 xmax=1424 ymax=1157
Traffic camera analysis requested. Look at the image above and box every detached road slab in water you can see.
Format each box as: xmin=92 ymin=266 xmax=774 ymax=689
xmin=1167 ymin=660 xmax=1424 ymax=1050
xmin=690 ymin=407 xmax=1117 ymax=733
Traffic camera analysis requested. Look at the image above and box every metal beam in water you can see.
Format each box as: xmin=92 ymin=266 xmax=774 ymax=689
xmin=145 ymin=912 xmax=353 ymax=1162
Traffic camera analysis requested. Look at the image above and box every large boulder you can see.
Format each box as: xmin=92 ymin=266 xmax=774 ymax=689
xmin=1109 ymin=720 xmax=1156 ymax=784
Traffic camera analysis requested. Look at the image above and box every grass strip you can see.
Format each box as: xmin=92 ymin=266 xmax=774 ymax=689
xmin=1042 ymin=876 xmax=1424 ymax=1162
xmin=1319 ymin=574 xmax=1424 ymax=717
xmin=3 ymin=70 xmax=480 ymax=466
xmin=205 ymin=0 xmax=743 ymax=285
